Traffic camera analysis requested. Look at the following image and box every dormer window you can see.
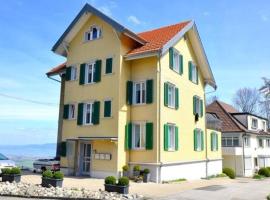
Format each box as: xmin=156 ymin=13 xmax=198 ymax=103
xmin=84 ymin=26 xmax=101 ymax=42
xmin=262 ymin=121 xmax=267 ymax=131
xmin=251 ymin=118 xmax=258 ymax=129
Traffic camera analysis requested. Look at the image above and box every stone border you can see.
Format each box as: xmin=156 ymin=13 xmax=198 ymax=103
xmin=0 ymin=194 xmax=100 ymax=200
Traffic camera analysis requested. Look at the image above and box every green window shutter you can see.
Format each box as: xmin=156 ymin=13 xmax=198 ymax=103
xmin=216 ymin=134 xmax=219 ymax=150
xmin=125 ymin=123 xmax=132 ymax=150
xmin=146 ymin=123 xmax=153 ymax=150
xmin=126 ymin=81 xmax=133 ymax=105
xmin=77 ymin=103 xmax=84 ymax=125
xmin=200 ymin=99 xmax=204 ymax=117
xmin=175 ymin=126 xmax=179 ymax=151
xmin=94 ymin=60 xmax=102 ymax=82
xmin=193 ymin=96 xmax=197 ymax=115
xmin=179 ymin=54 xmax=183 ymax=75
xmin=211 ymin=132 xmax=214 ymax=151
xmin=92 ymin=101 xmax=100 ymax=125
xmin=104 ymin=100 xmax=111 ymax=117
xmin=79 ymin=64 xmax=86 ymax=85
xmin=65 ymin=67 xmax=72 ymax=81
xmin=196 ymin=66 xmax=199 ymax=84
xmin=164 ymin=124 xmax=169 ymax=151
xmin=175 ymin=87 xmax=179 ymax=109
xmin=188 ymin=61 xmax=192 ymax=81
xmin=60 ymin=141 xmax=67 ymax=157
xmin=63 ymin=104 xmax=69 ymax=119
xmin=194 ymin=129 xmax=197 ymax=151
xmin=105 ymin=58 xmax=113 ymax=74
xmin=164 ymin=83 xmax=168 ymax=106
xmin=169 ymin=47 xmax=174 ymax=69
xmin=201 ymin=131 xmax=204 ymax=151
xmin=146 ymin=79 xmax=153 ymax=104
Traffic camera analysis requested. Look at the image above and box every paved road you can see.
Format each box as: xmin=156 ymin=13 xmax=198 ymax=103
xmin=157 ymin=178 xmax=270 ymax=200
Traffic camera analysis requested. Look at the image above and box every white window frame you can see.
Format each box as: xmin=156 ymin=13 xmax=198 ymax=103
xmin=266 ymin=139 xmax=270 ymax=148
xmin=132 ymin=122 xmax=146 ymax=150
xmin=212 ymin=133 xmax=218 ymax=151
xmin=85 ymin=62 xmax=96 ymax=84
xmin=167 ymin=124 xmax=176 ymax=151
xmin=70 ymin=66 xmax=77 ymax=81
xmin=196 ymin=129 xmax=203 ymax=151
xmin=168 ymin=83 xmax=176 ymax=108
xmin=243 ymin=136 xmax=250 ymax=147
xmin=191 ymin=62 xmax=198 ymax=83
xmin=172 ymin=50 xmax=180 ymax=72
xmin=133 ymin=81 xmax=146 ymax=105
xmin=251 ymin=118 xmax=258 ymax=129
xmin=84 ymin=25 xmax=102 ymax=42
xmin=262 ymin=121 xmax=267 ymax=131
xmin=83 ymin=103 xmax=93 ymax=125
xmin=221 ymin=136 xmax=240 ymax=147
xmin=68 ymin=104 xmax=76 ymax=119
xmin=258 ymin=138 xmax=264 ymax=148
xmin=195 ymin=96 xmax=201 ymax=115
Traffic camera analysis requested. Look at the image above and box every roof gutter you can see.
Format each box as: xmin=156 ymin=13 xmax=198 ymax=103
xmin=124 ymin=50 xmax=159 ymax=61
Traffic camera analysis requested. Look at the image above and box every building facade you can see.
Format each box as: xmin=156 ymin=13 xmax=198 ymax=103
xmin=47 ymin=3 xmax=222 ymax=182
xmin=207 ymin=100 xmax=270 ymax=176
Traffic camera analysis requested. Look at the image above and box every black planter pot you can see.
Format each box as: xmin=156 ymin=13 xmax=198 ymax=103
xmin=104 ymin=184 xmax=129 ymax=194
xmin=2 ymin=174 xmax=21 ymax=183
xmin=42 ymin=177 xmax=63 ymax=188
xmin=123 ymin=171 xmax=129 ymax=177
xmin=143 ymin=173 xmax=150 ymax=183
xmin=133 ymin=170 xmax=140 ymax=177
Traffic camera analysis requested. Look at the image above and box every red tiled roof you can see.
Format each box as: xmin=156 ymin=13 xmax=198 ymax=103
xmin=46 ymin=62 xmax=66 ymax=76
xmin=127 ymin=21 xmax=191 ymax=56
xmin=218 ymin=101 xmax=238 ymax=113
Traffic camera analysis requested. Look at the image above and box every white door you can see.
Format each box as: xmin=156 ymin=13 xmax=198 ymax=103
xmin=81 ymin=143 xmax=91 ymax=175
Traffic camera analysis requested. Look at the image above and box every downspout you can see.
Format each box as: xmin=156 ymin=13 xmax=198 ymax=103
xmin=157 ymin=51 xmax=162 ymax=183
xmin=242 ymin=133 xmax=246 ymax=176
xmin=204 ymin=92 xmax=209 ymax=178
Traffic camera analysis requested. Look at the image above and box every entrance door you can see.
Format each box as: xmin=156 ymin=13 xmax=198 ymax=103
xmin=81 ymin=143 xmax=91 ymax=175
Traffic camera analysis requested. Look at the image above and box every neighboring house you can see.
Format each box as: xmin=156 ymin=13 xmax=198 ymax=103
xmin=207 ymin=100 xmax=270 ymax=177
xmin=46 ymin=3 xmax=222 ymax=182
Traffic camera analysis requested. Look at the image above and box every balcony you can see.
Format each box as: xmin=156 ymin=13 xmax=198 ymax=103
xmin=222 ymin=146 xmax=243 ymax=155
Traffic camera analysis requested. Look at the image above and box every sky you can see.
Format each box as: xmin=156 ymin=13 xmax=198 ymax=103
xmin=0 ymin=0 xmax=269 ymax=145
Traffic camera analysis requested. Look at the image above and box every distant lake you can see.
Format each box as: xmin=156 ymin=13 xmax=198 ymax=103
xmin=0 ymin=143 xmax=56 ymax=169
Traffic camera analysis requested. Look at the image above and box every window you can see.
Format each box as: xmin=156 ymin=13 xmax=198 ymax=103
xmin=84 ymin=103 xmax=93 ymax=125
xmin=243 ymin=136 xmax=250 ymax=147
xmin=132 ymin=123 xmax=146 ymax=149
xmin=211 ymin=132 xmax=218 ymax=151
xmin=193 ymin=96 xmax=203 ymax=117
xmin=168 ymin=84 xmax=176 ymax=108
xmin=194 ymin=129 xmax=204 ymax=151
xmin=104 ymin=100 xmax=112 ymax=117
xmin=85 ymin=63 xmax=96 ymax=84
xmin=133 ymin=82 xmax=146 ymax=104
xmin=169 ymin=47 xmax=183 ymax=74
xmin=84 ymin=26 xmax=101 ymax=41
xmin=168 ymin=125 xmax=176 ymax=151
xmin=70 ymin=67 xmax=77 ymax=80
xmin=173 ymin=50 xmax=180 ymax=72
xmin=189 ymin=61 xmax=198 ymax=83
xmin=258 ymin=138 xmax=264 ymax=148
xmin=266 ymin=139 xmax=270 ymax=148
xmin=262 ymin=121 xmax=267 ymax=131
xmin=69 ymin=104 xmax=75 ymax=119
xmin=222 ymin=136 xmax=240 ymax=147
xmin=105 ymin=58 xmax=113 ymax=74
xmin=251 ymin=118 xmax=258 ymax=129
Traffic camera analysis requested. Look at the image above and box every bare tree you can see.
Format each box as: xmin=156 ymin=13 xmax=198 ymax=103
xmin=233 ymin=88 xmax=261 ymax=114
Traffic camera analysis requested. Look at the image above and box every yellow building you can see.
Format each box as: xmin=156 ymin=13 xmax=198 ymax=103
xmin=47 ymin=3 xmax=221 ymax=182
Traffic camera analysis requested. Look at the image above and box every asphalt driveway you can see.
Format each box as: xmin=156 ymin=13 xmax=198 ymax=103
xmin=157 ymin=178 xmax=270 ymax=200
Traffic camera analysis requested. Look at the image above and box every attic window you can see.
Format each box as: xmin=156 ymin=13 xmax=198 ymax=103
xmin=84 ymin=26 xmax=102 ymax=42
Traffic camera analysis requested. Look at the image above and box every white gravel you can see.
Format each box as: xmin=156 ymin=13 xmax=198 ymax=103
xmin=0 ymin=181 xmax=143 ymax=200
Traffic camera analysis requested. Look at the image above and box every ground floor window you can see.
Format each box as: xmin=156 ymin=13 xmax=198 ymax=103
xmin=194 ymin=129 xmax=204 ymax=151
xmin=211 ymin=132 xmax=218 ymax=151
xmin=222 ymin=136 xmax=239 ymax=147
xmin=132 ymin=123 xmax=146 ymax=149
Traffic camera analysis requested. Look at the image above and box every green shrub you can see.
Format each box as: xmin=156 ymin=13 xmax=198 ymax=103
xmin=143 ymin=168 xmax=150 ymax=174
xmin=1 ymin=168 xmax=11 ymax=175
xmin=133 ymin=165 xmax=140 ymax=172
xmin=258 ymin=167 xmax=270 ymax=177
xmin=122 ymin=165 xmax=129 ymax=171
xmin=10 ymin=167 xmax=21 ymax=175
xmin=266 ymin=167 xmax=270 ymax=172
xmin=216 ymin=173 xmax=227 ymax=178
xmin=105 ymin=176 xmax=116 ymax=185
xmin=53 ymin=171 xmax=64 ymax=180
xmin=118 ymin=177 xmax=129 ymax=186
xmin=223 ymin=168 xmax=236 ymax=179
xmin=42 ymin=170 xmax=53 ymax=178
xmin=253 ymin=173 xmax=264 ymax=179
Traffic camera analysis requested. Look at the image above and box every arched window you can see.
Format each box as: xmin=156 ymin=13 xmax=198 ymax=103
xmin=84 ymin=25 xmax=101 ymax=41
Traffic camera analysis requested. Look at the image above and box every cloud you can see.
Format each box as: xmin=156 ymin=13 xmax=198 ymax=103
xmin=98 ymin=6 xmax=113 ymax=17
xmin=127 ymin=15 xmax=142 ymax=25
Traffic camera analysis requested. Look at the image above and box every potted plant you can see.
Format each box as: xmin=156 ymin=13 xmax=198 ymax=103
xmin=104 ymin=176 xmax=129 ymax=194
xmin=143 ymin=168 xmax=151 ymax=183
xmin=133 ymin=165 xmax=141 ymax=177
xmin=134 ymin=175 xmax=143 ymax=183
xmin=1 ymin=167 xmax=21 ymax=183
xmin=41 ymin=170 xmax=64 ymax=188
xmin=122 ymin=165 xmax=129 ymax=177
